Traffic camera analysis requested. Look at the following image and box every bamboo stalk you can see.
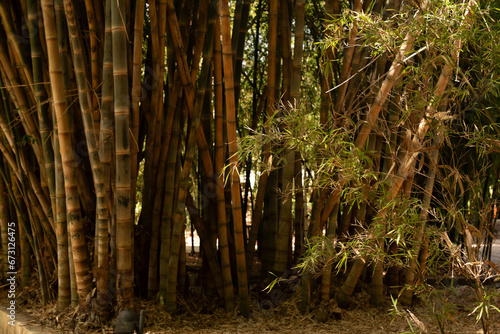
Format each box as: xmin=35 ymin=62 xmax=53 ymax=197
xmin=41 ymin=0 xmax=92 ymax=304
xmin=52 ymin=101 xmax=71 ymax=309
xmin=185 ymin=193 xmax=225 ymax=299
xmin=231 ymin=0 xmax=251 ymax=110
xmin=165 ymin=0 xmax=215 ymax=181
xmin=27 ymin=0 xmax=56 ymax=220
xmin=320 ymin=204 xmax=339 ymax=301
xmin=214 ymin=18 xmax=236 ymax=311
xmin=141 ymin=0 xmax=161 ymax=232
xmin=274 ymin=149 xmax=295 ymax=273
xmin=353 ymin=12 xmax=423 ymax=150
xmin=0 ymin=173 xmax=9 ymax=280
xmin=218 ymin=0 xmax=250 ymax=316
xmin=0 ymin=45 xmax=42 ymax=165
xmin=83 ymin=0 xmax=100 ymax=126
xmin=94 ymin=0 xmax=113 ymax=317
xmin=129 ymin=0 xmax=145 ymax=219
xmin=149 ymin=82 xmax=180 ymax=298
xmin=333 ymin=0 xmax=361 ymax=115
xmin=158 ymin=125 xmax=180 ymax=302
xmin=0 ymin=3 xmax=34 ymax=98
xmin=111 ymin=0 xmax=133 ymax=309
xmin=164 ymin=92 xmax=204 ymax=312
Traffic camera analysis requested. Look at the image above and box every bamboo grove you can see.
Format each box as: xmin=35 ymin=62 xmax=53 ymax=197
xmin=0 ymin=0 xmax=499 ymax=320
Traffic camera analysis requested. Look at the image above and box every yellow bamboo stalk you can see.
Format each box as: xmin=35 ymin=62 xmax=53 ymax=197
xmin=83 ymin=0 xmax=100 ymax=127
xmin=41 ymin=0 xmax=92 ymax=304
xmin=52 ymin=103 xmax=71 ymax=309
xmin=111 ymin=0 xmax=133 ymax=309
xmin=354 ymin=12 xmax=423 ymax=149
xmin=27 ymin=0 xmax=56 ymax=228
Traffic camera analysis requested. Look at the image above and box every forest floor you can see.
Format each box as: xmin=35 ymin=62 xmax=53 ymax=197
xmin=7 ymin=251 xmax=500 ymax=334
xmin=4 ymin=220 xmax=500 ymax=334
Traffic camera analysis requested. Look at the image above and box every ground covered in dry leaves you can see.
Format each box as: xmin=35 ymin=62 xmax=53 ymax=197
xmin=4 ymin=254 xmax=500 ymax=334
xmin=11 ymin=286 xmax=500 ymax=334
